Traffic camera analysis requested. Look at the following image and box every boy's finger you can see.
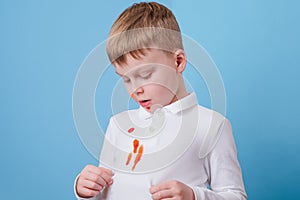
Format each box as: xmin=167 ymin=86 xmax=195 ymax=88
xmin=85 ymin=172 xmax=110 ymax=187
xmin=79 ymin=187 xmax=101 ymax=198
xmin=89 ymin=168 xmax=114 ymax=181
xmin=82 ymin=179 xmax=103 ymax=191
xmin=100 ymin=171 xmax=114 ymax=184
xmin=87 ymin=166 xmax=114 ymax=177
xmin=150 ymin=181 xmax=171 ymax=193
xmin=151 ymin=189 xmax=173 ymax=200
xmin=98 ymin=167 xmax=114 ymax=176
xmin=84 ymin=164 xmax=100 ymax=172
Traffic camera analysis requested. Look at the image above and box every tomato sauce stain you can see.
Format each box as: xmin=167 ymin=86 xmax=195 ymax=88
xmin=128 ymin=127 xmax=135 ymax=133
xmin=133 ymin=139 xmax=139 ymax=153
xmin=132 ymin=145 xmax=144 ymax=171
xmin=126 ymin=152 xmax=132 ymax=165
xmin=125 ymin=138 xmax=144 ymax=171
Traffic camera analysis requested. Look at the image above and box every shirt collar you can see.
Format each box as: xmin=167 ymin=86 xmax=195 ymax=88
xmin=138 ymin=92 xmax=198 ymax=120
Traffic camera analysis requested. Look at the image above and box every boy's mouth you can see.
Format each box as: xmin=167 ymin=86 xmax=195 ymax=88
xmin=138 ymin=99 xmax=151 ymax=107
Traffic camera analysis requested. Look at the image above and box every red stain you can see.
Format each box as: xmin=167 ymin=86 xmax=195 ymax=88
xmin=125 ymin=138 xmax=144 ymax=170
xmin=126 ymin=152 xmax=132 ymax=165
xmin=133 ymin=139 xmax=139 ymax=154
xmin=132 ymin=145 xmax=144 ymax=171
xmin=128 ymin=127 xmax=135 ymax=133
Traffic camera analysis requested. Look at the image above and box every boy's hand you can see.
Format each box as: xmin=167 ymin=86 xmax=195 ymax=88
xmin=76 ymin=165 xmax=114 ymax=198
xmin=149 ymin=180 xmax=195 ymax=200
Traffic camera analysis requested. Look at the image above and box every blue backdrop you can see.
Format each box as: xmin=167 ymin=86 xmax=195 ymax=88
xmin=1 ymin=0 xmax=299 ymax=199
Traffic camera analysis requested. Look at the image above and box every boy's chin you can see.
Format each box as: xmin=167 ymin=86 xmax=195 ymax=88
xmin=147 ymin=104 xmax=163 ymax=113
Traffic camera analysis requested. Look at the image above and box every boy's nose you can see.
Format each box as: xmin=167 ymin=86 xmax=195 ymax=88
xmin=134 ymin=86 xmax=144 ymax=95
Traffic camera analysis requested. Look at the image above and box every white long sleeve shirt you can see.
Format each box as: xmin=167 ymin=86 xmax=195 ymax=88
xmin=75 ymin=93 xmax=247 ymax=199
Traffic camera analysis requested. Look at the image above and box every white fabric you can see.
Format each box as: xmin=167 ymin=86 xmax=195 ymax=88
xmin=75 ymin=93 xmax=247 ymax=200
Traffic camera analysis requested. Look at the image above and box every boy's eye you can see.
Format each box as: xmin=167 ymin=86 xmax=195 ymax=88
xmin=140 ymin=73 xmax=152 ymax=79
xmin=123 ymin=77 xmax=131 ymax=83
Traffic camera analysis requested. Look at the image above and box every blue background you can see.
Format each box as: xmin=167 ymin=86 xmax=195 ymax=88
xmin=1 ymin=0 xmax=299 ymax=199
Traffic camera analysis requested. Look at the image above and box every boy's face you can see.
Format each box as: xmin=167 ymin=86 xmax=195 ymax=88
xmin=114 ymin=49 xmax=181 ymax=113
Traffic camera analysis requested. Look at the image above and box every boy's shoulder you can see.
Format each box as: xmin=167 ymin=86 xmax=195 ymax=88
xmin=196 ymin=104 xmax=226 ymax=123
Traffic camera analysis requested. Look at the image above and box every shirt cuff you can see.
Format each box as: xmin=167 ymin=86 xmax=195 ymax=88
xmin=192 ymin=186 xmax=205 ymax=200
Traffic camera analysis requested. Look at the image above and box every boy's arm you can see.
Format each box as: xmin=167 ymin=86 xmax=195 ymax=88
xmin=192 ymin=119 xmax=247 ymax=200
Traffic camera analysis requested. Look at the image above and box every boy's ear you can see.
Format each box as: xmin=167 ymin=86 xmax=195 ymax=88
xmin=174 ymin=49 xmax=186 ymax=73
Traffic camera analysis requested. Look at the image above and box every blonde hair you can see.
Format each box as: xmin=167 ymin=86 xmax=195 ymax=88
xmin=106 ymin=2 xmax=183 ymax=65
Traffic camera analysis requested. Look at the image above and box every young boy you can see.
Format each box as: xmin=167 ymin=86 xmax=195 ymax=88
xmin=75 ymin=2 xmax=247 ymax=200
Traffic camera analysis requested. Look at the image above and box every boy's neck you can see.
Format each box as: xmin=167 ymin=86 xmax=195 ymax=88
xmin=169 ymin=82 xmax=189 ymax=105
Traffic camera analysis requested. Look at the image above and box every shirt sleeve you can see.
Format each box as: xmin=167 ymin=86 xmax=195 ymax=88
xmin=193 ymin=119 xmax=247 ymax=200
xmin=74 ymin=117 xmax=115 ymax=200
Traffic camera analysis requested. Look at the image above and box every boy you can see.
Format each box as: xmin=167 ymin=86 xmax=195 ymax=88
xmin=75 ymin=2 xmax=247 ymax=199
